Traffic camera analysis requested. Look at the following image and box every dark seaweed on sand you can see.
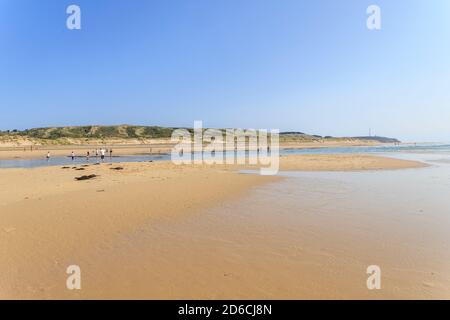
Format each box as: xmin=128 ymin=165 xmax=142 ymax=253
xmin=75 ymin=174 xmax=97 ymax=181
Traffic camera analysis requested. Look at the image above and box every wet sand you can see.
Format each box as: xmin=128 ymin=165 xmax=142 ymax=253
xmin=0 ymin=154 xmax=434 ymax=299
xmin=279 ymin=154 xmax=427 ymax=171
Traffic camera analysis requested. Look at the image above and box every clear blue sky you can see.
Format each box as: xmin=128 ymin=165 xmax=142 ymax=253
xmin=1 ymin=0 xmax=449 ymax=142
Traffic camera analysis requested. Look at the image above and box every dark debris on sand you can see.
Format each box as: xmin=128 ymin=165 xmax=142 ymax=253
xmin=75 ymin=174 xmax=98 ymax=181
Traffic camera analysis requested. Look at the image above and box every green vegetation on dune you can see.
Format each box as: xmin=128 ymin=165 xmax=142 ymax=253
xmin=0 ymin=125 xmax=178 ymax=140
xmin=0 ymin=125 xmax=400 ymax=144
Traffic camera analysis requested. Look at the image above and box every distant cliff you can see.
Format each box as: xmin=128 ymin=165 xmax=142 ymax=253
xmin=351 ymin=136 xmax=400 ymax=143
xmin=279 ymin=132 xmax=400 ymax=143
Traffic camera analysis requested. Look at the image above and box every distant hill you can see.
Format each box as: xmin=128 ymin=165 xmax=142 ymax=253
xmin=352 ymin=136 xmax=400 ymax=143
xmin=0 ymin=125 xmax=400 ymax=145
xmin=280 ymin=132 xmax=400 ymax=143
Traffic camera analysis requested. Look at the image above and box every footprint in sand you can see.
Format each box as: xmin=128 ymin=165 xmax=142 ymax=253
xmin=3 ymin=227 xmax=16 ymax=234
xmin=422 ymin=281 xmax=436 ymax=288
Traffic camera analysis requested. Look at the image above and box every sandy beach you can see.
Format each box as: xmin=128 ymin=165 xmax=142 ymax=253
xmin=0 ymin=154 xmax=431 ymax=299
xmin=4 ymin=0 xmax=450 ymax=307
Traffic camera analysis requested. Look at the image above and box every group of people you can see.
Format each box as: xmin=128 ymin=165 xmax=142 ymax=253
xmin=45 ymin=148 xmax=113 ymax=162
xmin=71 ymin=148 xmax=113 ymax=161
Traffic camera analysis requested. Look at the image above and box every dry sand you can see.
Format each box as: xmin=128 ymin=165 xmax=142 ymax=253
xmin=0 ymin=154 xmax=427 ymax=299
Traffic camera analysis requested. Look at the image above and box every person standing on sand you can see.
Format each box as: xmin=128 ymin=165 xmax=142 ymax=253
xmin=46 ymin=151 xmax=50 ymax=161
xmin=100 ymin=148 xmax=105 ymax=162
xmin=71 ymin=151 xmax=75 ymax=161
xmin=86 ymin=151 xmax=90 ymax=161
xmin=109 ymin=149 xmax=113 ymax=158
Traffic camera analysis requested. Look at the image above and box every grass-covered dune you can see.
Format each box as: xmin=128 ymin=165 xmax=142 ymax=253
xmin=0 ymin=125 xmax=400 ymax=146
xmin=2 ymin=125 xmax=177 ymax=140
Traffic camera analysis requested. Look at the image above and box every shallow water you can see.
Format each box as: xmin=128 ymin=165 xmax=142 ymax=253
xmin=1 ymin=143 xmax=450 ymax=169
xmin=283 ymin=143 xmax=450 ymax=155
xmin=0 ymin=154 xmax=171 ymax=169
xmin=205 ymin=152 xmax=450 ymax=298
xmin=80 ymin=151 xmax=450 ymax=298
